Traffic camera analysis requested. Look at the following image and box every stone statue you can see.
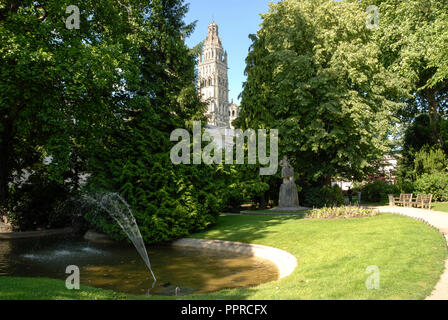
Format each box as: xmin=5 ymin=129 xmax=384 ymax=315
xmin=280 ymin=156 xmax=294 ymax=183
xmin=278 ymin=156 xmax=300 ymax=209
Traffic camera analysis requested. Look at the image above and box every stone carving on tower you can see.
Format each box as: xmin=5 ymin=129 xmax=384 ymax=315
xmin=198 ymin=22 xmax=235 ymax=128
xmin=228 ymin=100 xmax=239 ymax=129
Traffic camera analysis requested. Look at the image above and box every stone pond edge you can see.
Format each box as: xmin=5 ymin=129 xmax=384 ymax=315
xmin=172 ymin=238 xmax=298 ymax=280
xmin=0 ymin=228 xmax=74 ymax=240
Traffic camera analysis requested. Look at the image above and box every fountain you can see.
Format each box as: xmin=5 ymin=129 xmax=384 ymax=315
xmin=82 ymin=192 xmax=157 ymax=284
xmin=0 ymin=192 xmax=279 ymax=296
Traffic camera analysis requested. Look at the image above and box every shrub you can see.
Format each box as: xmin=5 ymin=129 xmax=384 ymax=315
xmin=395 ymin=180 xmax=415 ymax=194
xmin=6 ymin=175 xmax=73 ymax=231
xmin=414 ymin=147 xmax=447 ymax=177
xmin=306 ymin=206 xmax=379 ymax=219
xmin=87 ymin=153 xmax=222 ymax=244
xmin=360 ymin=180 xmax=399 ymax=203
xmin=414 ymin=173 xmax=448 ymax=202
xmin=302 ymin=185 xmax=344 ymax=208
xmin=224 ymin=180 xmax=270 ymax=210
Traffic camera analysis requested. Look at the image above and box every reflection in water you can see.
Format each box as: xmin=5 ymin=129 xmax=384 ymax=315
xmin=0 ymin=236 xmax=278 ymax=296
xmin=0 ymin=241 xmax=11 ymax=276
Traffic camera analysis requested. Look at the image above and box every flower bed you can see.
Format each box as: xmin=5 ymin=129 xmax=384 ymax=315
xmin=305 ymin=206 xmax=379 ymax=219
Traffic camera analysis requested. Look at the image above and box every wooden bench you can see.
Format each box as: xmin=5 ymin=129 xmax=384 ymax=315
xmin=411 ymin=194 xmax=423 ymax=208
xmin=390 ymin=193 xmax=433 ymax=209
xmin=410 ymin=193 xmax=433 ymax=209
xmin=394 ymin=194 xmax=413 ymax=207
xmin=420 ymin=194 xmax=433 ymax=209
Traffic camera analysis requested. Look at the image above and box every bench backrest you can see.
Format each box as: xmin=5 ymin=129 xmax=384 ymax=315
xmin=421 ymin=194 xmax=433 ymax=204
xmin=415 ymin=194 xmax=422 ymax=203
xmin=402 ymin=194 xmax=413 ymax=203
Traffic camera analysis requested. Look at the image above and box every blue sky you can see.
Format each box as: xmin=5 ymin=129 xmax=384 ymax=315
xmin=184 ymin=0 xmax=278 ymax=104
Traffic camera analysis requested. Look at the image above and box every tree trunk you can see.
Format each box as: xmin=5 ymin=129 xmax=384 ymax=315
xmin=0 ymin=142 xmax=9 ymax=208
xmin=317 ymin=176 xmax=332 ymax=187
xmin=0 ymin=116 xmax=13 ymax=209
xmin=426 ymin=88 xmax=443 ymax=147
xmin=259 ymin=194 xmax=267 ymax=209
xmin=0 ymin=1 xmax=24 ymax=22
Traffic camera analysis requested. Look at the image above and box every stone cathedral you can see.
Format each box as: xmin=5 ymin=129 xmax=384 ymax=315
xmin=197 ymin=22 xmax=239 ymax=129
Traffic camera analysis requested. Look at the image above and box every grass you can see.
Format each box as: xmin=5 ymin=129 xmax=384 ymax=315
xmin=432 ymin=202 xmax=448 ymax=213
xmin=0 ymin=213 xmax=446 ymax=300
xmin=0 ymin=277 xmax=131 ymax=300
xmin=185 ymin=213 xmax=447 ymax=300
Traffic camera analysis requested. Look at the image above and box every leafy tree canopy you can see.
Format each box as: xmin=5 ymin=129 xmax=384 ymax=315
xmin=360 ymin=0 xmax=448 ymax=144
xmin=236 ymin=0 xmax=407 ymax=185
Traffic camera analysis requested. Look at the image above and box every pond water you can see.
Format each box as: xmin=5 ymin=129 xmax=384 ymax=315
xmin=0 ymin=236 xmax=279 ymax=296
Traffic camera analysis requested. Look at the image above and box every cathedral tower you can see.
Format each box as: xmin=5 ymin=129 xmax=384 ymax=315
xmin=197 ymin=22 xmax=230 ymax=127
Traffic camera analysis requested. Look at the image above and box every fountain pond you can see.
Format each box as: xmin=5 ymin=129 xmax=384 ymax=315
xmin=0 ymin=235 xmax=279 ymax=296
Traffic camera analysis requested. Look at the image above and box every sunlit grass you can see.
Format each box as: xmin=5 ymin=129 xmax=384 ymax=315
xmin=185 ymin=213 xmax=446 ymax=300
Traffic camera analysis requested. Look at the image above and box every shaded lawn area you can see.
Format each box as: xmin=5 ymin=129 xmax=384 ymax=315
xmin=0 ymin=277 xmax=130 ymax=300
xmin=0 ymin=213 xmax=446 ymax=300
xmin=432 ymin=202 xmax=448 ymax=213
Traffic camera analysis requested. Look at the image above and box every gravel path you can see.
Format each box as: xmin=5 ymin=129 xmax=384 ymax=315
xmin=375 ymin=206 xmax=448 ymax=300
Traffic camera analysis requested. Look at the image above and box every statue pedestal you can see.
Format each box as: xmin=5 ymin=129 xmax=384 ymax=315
xmin=269 ymin=207 xmax=309 ymax=212
xmin=279 ymin=180 xmax=299 ymax=208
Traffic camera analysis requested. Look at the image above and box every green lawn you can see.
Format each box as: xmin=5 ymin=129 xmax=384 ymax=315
xmin=0 ymin=277 xmax=130 ymax=300
xmin=432 ymin=202 xmax=448 ymax=213
xmin=0 ymin=213 xmax=446 ymax=300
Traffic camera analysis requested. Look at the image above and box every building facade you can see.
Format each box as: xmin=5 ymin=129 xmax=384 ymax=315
xmin=198 ymin=22 xmax=239 ymax=129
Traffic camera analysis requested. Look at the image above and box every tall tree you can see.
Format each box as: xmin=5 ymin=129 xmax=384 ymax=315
xmin=0 ymin=0 xmax=143 ymax=208
xmin=1 ymin=0 xmax=226 ymax=237
xmin=87 ymin=0 xmax=223 ymax=243
xmin=362 ymin=0 xmax=448 ymax=145
xmin=236 ymin=0 xmax=407 ymax=185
